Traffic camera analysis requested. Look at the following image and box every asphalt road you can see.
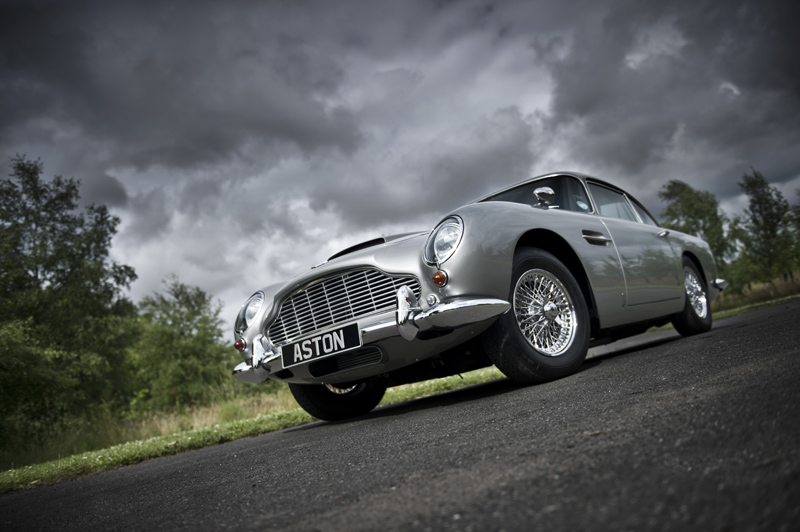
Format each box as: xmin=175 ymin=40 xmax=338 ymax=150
xmin=3 ymin=301 xmax=800 ymax=531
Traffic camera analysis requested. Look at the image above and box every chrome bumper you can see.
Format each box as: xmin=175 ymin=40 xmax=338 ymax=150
xmin=396 ymin=285 xmax=510 ymax=341
xmin=712 ymin=278 xmax=728 ymax=290
xmin=233 ymin=286 xmax=510 ymax=384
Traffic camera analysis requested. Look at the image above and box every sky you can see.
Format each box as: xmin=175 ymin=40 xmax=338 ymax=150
xmin=2 ymin=0 xmax=799 ymax=333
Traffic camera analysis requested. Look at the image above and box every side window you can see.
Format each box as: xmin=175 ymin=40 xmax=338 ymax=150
xmin=483 ymin=176 xmax=593 ymax=213
xmin=587 ymin=183 xmax=638 ymax=222
xmin=630 ymin=200 xmax=659 ymax=226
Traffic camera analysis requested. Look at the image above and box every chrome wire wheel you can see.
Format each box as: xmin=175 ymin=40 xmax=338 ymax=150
xmin=513 ymin=269 xmax=578 ymax=357
xmin=324 ymin=383 xmax=359 ymax=395
xmin=684 ymin=267 xmax=708 ymax=319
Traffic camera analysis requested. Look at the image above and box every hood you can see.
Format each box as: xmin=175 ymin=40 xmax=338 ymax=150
xmin=255 ymin=231 xmax=429 ymax=325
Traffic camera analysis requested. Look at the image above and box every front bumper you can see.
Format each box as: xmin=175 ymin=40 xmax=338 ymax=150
xmin=233 ymin=286 xmax=509 ymax=385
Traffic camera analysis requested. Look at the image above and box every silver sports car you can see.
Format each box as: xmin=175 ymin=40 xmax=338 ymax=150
xmin=232 ymin=172 xmax=726 ymax=420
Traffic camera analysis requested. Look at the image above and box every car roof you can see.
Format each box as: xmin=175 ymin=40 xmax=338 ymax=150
xmin=470 ymin=171 xmax=625 ymax=204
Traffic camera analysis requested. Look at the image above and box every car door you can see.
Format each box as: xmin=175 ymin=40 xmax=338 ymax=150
xmin=586 ymin=181 xmax=683 ymax=308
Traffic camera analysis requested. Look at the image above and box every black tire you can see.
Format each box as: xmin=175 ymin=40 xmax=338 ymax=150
xmin=671 ymin=257 xmax=712 ymax=336
xmin=481 ymin=248 xmax=590 ymax=385
xmin=288 ymin=378 xmax=387 ymax=421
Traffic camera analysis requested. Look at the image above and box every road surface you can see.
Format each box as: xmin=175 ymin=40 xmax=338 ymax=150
xmin=2 ymin=301 xmax=799 ymax=531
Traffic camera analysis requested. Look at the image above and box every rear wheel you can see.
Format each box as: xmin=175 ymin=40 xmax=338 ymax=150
xmin=481 ymin=248 xmax=590 ymax=384
xmin=671 ymin=257 xmax=712 ymax=336
xmin=288 ymin=378 xmax=387 ymax=421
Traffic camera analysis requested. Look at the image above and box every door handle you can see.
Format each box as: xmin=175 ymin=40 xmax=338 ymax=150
xmin=582 ymin=230 xmax=612 ymax=245
xmin=657 ymin=230 xmax=670 ymax=238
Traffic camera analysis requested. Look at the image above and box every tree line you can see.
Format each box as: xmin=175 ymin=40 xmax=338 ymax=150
xmin=658 ymin=169 xmax=800 ymax=290
xmin=1 ymin=156 xmax=798 ymax=458
xmin=0 ymin=156 xmax=237 ymax=456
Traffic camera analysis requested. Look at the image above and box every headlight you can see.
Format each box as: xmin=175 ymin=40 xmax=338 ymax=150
xmin=235 ymin=292 xmax=265 ymax=333
xmin=424 ymin=216 xmax=463 ymax=265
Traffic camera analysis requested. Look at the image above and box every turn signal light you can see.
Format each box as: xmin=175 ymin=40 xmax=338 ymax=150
xmin=432 ymin=270 xmax=448 ymax=287
xmin=234 ymin=339 xmax=246 ymax=351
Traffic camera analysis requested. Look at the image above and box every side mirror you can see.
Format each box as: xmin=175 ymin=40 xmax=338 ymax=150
xmin=533 ymin=187 xmax=555 ymax=208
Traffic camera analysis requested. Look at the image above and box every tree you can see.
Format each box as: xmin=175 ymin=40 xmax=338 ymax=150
xmin=736 ymin=169 xmax=794 ymax=283
xmin=0 ymin=156 xmax=138 ymax=445
xmin=129 ymin=276 xmax=232 ymax=410
xmin=0 ymin=156 xmax=136 ymax=327
xmin=657 ymin=180 xmax=732 ymax=265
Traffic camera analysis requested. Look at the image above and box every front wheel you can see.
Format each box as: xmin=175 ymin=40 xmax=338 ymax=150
xmin=481 ymin=248 xmax=591 ymax=385
xmin=671 ymin=257 xmax=712 ymax=336
xmin=288 ymin=379 xmax=387 ymax=421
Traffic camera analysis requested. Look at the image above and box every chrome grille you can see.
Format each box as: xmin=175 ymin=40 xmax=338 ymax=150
xmin=268 ymin=269 xmax=421 ymax=346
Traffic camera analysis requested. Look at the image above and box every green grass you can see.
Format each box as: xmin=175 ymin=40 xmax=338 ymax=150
xmin=0 ymin=409 xmax=313 ymax=494
xmin=4 ymin=283 xmax=799 ymax=496
xmin=0 ymin=367 xmax=504 ymax=495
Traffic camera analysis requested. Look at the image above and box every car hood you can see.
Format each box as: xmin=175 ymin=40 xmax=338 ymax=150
xmin=256 ymin=231 xmax=429 ymax=319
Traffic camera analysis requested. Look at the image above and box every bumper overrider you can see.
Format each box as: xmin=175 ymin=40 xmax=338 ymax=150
xmin=232 ymin=286 xmax=510 ymax=384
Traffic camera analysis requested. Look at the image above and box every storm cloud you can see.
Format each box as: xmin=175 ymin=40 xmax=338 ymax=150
xmin=2 ymin=0 xmax=799 ymax=327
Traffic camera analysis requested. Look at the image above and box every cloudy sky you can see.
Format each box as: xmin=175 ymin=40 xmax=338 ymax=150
xmin=2 ymin=0 xmax=799 ymax=332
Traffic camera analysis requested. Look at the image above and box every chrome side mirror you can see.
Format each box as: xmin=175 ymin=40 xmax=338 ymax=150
xmin=533 ymin=187 xmax=555 ymax=208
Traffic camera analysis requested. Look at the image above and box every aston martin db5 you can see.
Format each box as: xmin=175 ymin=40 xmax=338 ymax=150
xmin=232 ymin=172 xmax=726 ymax=420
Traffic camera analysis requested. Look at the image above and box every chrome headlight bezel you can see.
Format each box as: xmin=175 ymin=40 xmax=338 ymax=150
xmin=424 ymin=216 xmax=464 ymax=266
xmin=235 ymin=291 xmax=265 ymax=334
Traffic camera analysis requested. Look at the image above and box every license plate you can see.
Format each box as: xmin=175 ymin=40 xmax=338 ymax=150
xmin=281 ymin=323 xmax=361 ymax=368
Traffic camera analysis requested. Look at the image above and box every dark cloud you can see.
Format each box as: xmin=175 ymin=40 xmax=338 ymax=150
xmin=303 ymin=106 xmax=536 ymax=228
xmin=537 ymin=0 xmax=800 ymax=191
xmin=81 ymin=172 xmax=128 ymax=207
xmin=1 ymin=0 xmax=362 ymax=175
xmin=123 ymin=188 xmax=171 ymax=244
xmin=1 ymin=0 xmax=799 ymax=325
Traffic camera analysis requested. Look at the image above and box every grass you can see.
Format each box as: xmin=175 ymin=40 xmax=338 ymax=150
xmin=4 ymin=278 xmax=800 ymax=496
xmin=712 ymin=274 xmax=800 ymax=317
xmin=0 ymin=384 xmax=301 ymax=471
xmin=0 ymin=409 xmax=314 ymax=494
xmin=0 ymin=367 xmax=504 ymax=495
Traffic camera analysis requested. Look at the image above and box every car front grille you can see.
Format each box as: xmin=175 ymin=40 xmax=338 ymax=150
xmin=267 ymin=269 xmax=421 ymax=346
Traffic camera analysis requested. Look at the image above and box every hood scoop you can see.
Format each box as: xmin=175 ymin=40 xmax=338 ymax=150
xmin=328 ymin=237 xmax=386 ymax=261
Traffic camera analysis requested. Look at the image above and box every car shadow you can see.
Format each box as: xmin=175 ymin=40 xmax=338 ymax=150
xmin=370 ymin=378 xmax=524 ymax=419
xmin=284 ymin=378 xmax=523 ymax=431
xmin=285 ymin=332 xmax=684 ymax=431
xmin=586 ymin=334 xmax=682 ymax=362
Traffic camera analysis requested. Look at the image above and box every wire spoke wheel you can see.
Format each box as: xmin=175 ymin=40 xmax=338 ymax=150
xmin=289 ymin=379 xmax=386 ymax=421
xmin=324 ymin=383 xmax=359 ymax=395
xmin=671 ymin=257 xmax=712 ymax=337
xmin=684 ymin=267 xmax=708 ymax=319
xmin=513 ymin=269 xmax=577 ymax=357
xmin=481 ymin=248 xmax=590 ymax=384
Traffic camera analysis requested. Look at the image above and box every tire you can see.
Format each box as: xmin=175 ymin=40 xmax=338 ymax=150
xmin=671 ymin=257 xmax=712 ymax=336
xmin=481 ymin=248 xmax=591 ymax=385
xmin=288 ymin=378 xmax=387 ymax=421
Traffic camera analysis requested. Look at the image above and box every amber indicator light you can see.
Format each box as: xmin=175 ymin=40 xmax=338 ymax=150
xmin=432 ymin=271 xmax=448 ymax=286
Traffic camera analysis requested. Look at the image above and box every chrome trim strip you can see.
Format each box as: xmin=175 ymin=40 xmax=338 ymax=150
xmin=361 ymin=316 xmax=399 ymax=343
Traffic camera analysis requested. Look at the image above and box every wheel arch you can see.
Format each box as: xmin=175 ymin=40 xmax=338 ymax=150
xmin=515 ymin=229 xmax=600 ymax=334
xmin=682 ymin=251 xmax=708 ymax=286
